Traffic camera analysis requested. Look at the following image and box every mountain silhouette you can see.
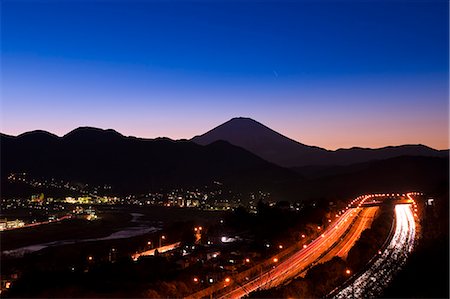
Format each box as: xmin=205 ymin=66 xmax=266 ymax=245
xmin=192 ymin=117 xmax=447 ymax=167
xmin=2 ymin=125 xmax=447 ymax=201
xmin=1 ymin=128 xmax=297 ymax=194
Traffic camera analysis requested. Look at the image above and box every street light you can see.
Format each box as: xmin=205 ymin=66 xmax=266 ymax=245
xmin=345 ymin=269 xmax=351 ymax=275
xmin=160 ymin=235 xmax=166 ymax=248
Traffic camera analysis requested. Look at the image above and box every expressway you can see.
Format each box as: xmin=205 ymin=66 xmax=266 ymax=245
xmin=331 ymin=203 xmax=416 ymax=299
xmin=210 ymin=196 xmax=373 ymax=299
xmin=320 ymin=206 xmax=378 ymax=261
xmin=267 ymin=206 xmax=379 ymax=287
xmin=189 ymin=193 xmax=416 ymax=299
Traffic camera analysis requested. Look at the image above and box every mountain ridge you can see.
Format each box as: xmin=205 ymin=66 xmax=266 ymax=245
xmin=191 ymin=117 xmax=447 ymax=167
xmin=1 ymin=127 xmax=298 ymax=195
xmin=1 ymin=124 xmax=447 ymax=202
xmin=2 ymin=119 xmax=445 ymax=152
xmin=2 ymin=118 xmax=447 ymax=169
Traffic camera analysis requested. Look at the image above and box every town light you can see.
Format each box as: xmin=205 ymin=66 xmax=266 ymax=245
xmin=345 ymin=269 xmax=351 ymax=275
xmin=193 ymin=277 xmax=198 ymax=283
xmin=245 ymin=258 xmax=250 ymax=263
xmin=225 ymin=277 xmax=231 ymax=283
xmin=273 ymin=257 xmax=278 ymax=263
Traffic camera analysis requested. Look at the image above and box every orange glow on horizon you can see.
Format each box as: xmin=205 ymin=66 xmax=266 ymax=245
xmin=3 ymin=116 xmax=448 ymax=151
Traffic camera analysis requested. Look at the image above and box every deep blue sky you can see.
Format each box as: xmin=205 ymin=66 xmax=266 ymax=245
xmin=1 ymin=0 xmax=448 ymax=149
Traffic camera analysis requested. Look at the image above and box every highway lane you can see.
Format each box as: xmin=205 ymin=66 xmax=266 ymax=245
xmin=331 ymin=204 xmax=416 ymax=299
xmin=320 ymin=206 xmax=378 ymax=262
xmin=255 ymin=206 xmax=378 ymax=288
xmin=215 ymin=196 xmax=373 ymax=299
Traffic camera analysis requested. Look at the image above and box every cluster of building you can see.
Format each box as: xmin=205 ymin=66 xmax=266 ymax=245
xmin=7 ymin=173 xmax=112 ymax=195
xmin=6 ymin=173 xmax=284 ymax=211
xmin=71 ymin=206 xmax=98 ymax=220
xmin=0 ymin=219 xmax=25 ymax=231
xmin=64 ymin=196 xmax=119 ymax=204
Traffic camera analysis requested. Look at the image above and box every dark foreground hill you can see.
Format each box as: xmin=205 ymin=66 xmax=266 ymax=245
xmin=295 ymin=155 xmax=449 ymax=200
xmin=2 ymin=126 xmax=447 ymax=202
xmin=192 ymin=117 xmax=447 ymax=167
xmin=0 ymin=127 xmax=298 ymax=195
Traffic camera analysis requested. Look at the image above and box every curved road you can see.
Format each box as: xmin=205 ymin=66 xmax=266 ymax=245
xmin=331 ymin=203 xmax=416 ymax=299
xmin=214 ymin=197 xmax=373 ymax=299
xmin=321 ymin=206 xmax=378 ymax=261
xmin=189 ymin=194 xmax=416 ymax=299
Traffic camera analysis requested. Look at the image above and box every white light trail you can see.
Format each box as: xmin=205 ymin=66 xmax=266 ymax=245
xmin=332 ymin=204 xmax=416 ymax=299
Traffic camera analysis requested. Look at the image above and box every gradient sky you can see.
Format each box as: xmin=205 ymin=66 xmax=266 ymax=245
xmin=1 ymin=0 xmax=448 ymax=150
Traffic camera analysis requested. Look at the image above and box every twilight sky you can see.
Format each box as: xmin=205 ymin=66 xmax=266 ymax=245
xmin=1 ymin=0 xmax=448 ymax=150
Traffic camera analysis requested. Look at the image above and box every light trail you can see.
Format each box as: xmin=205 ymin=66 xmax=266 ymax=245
xmin=331 ymin=204 xmax=416 ymax=299
xmin=210 ymin=197 xmax=373 ymax=299
xmin=189 ymin=194 xmax=412 ymax=299
xmin=0 ymin=215 xmax=72 ymax=232
xmin=322 ymin=206 xmax=378 ymax=261
xmin=131 ymin=242 xmax=181 ymax=260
